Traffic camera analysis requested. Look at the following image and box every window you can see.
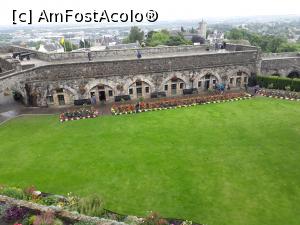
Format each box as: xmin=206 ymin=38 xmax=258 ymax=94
xmin=171 ymin=83 xmax=177 ymax=90
xmin=244 ymin=77 xmax=248 ymax=83
xmin=136 ymin=87 xmax=142 ymax=97
xmin=205 ymin=74 xmax=210 ymax=79
xmin=230 ymin=78 xmax=234 ymax=84
xmin=90 ymin=92 xmax=95 ymax=97
xmin=129 ymin=88 xmax=133 ymax=95
xmin=136 ymin=81 xmax=142 ymax=86
xmin=145 ymin=86 xmax=149 ymax=93
xmin=46 ymin=96 xmax=53 ymax=104
xmin=57 ymin=95 xmax=65 ymax=105
xmin=213 ymin=80 xmax=216 ymax=84
xmin=198 ymin=81 xmax=202 ymax=88
xmin=164 ymin=85 xmax=168 ymax=91
xmin=108 ymin=90 xmax=113 ymax=96
xmin=179 ymin=83 xmax=184 ymax=89
xmin=56 ymin=88 xmax=63 ymax=93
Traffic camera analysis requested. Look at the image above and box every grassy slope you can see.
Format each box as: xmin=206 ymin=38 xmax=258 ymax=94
xmin=0 ymin=97 xmax=299 ymax=225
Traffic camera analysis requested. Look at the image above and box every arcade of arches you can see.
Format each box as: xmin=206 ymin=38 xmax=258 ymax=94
xmin=40 ymin=71 xmax=249 ymax=106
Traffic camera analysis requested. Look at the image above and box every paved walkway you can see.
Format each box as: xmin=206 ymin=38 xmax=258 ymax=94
xmin=1 ymin=49 xmax=228 ymax=68
xmin=0 ymin=102 xmax=113 ymax=125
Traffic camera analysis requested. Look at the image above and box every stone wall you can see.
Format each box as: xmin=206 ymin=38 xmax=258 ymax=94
xmin=0 ymin=195 xmax=128 ymax=225
xmin=0 ymin=50 xmax=258 ymax=106
xmin=261 ymin=57 xmax=300 ymax=76
xmin=0 ymin=57 xmax=13 ymax=72
xmin=8 ymin=45 xmax=212 ymax=62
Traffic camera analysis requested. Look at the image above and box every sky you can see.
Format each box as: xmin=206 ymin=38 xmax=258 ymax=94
xmin=1 ymin=0 xmax=300 ymax=26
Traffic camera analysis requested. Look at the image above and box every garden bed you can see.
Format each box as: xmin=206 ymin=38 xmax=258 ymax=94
xmin=257 ymin=88 xmax=300 ymax=100
xmin=111 ymin=92 xmax=251 ymax=115
xmin=60 ymin=108 xmax=99 ymax=122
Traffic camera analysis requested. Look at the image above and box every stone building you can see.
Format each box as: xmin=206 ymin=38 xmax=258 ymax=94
xmin=0 ymin=44 xmax=299 ymax=107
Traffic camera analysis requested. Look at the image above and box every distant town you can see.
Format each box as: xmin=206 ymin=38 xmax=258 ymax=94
xmin=0 ymin=14 xmax=299 ymax=53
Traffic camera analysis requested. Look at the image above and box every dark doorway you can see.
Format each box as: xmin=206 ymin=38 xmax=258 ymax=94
xmin=99 ymin=91 xmax=106 ymax=101
xmin=204 ymin=80 xmax=210 ymax=89
xmin=171 ymin=83 xmax=177 ymax=95
xmin=287 ymin=71 xmax=300 ymax=79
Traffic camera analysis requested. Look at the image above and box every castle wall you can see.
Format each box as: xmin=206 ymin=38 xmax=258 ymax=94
xmin=0 ymin=50 xmax=258 ymax=106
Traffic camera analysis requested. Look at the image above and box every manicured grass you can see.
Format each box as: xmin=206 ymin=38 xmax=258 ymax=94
xmin=0 ymin=97 xmax=300 ymax=225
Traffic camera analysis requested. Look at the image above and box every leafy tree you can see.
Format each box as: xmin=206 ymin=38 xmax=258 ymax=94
xmin=225 ymin=28 xmax=300 ymax=53
xmin=190 ymin=27 xmax=197 ymax=33
xmin=125 ymin=26 xmax=144 ymax=44
xmin=79 ymin=39 xmax=91 ymax=48
xmin=146 ymin=31 xmax=170 ymax=47
xmin=62 ymin=40 xmax=78 ymax=52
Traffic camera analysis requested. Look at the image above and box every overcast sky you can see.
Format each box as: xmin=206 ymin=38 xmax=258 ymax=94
xmin=1 ymin=0 xmax=300 ymax=26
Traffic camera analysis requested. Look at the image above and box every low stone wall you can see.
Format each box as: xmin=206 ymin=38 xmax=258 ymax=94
xmin=0 ymin=195 xmax=130 ymax=225
xmin=0 ymin=57 xmax=13 ymax=72
xmin=262 ymin=52 xmax=300 ymax=58
xmin=7 ymin=45 xmax=211 ymax=62
xmin=225 ymin=44 xmax=258 ymax=52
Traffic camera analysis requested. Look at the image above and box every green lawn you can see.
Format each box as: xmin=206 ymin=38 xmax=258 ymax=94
xmin=0 ymin=97 xmax=300 ymax=225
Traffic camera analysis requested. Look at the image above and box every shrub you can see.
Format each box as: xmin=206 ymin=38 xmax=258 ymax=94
xmin=41 ymin=196 xmax=60 ymax=206
xmin=73 ymin=222 xmax=97 ymax=225
xmin=73 ymin=195 xmax=105 ymax=217
xmin=257 ymin=75 xmax=300 ymax=91
xmin=141 ymin=212 xmax=169 ymax=225
xmin=3 ymin=205 xmax=28 ymax=223
xmin=32 ymin=211 xmax=57 ymax=225
xmin=0 ymin=186 xmax=26 ymax=200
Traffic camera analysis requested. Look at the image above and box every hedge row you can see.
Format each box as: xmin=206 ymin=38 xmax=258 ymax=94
xmin=257 ymin=76 xmax=300 ymax=92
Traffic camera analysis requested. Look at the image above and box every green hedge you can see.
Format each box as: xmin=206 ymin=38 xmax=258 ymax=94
xmin=257 ymin=76 xmax=300 ymax=92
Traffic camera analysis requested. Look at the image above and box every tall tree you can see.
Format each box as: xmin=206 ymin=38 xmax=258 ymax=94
xmin=126 ymin=26 xmax=144 ymax=44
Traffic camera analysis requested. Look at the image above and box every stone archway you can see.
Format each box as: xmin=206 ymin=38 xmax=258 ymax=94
xmin=163 ymin=75 xmax=186 ymax=96
xmin=287 ymin=70 xmax=300 ymax=79
xmin=88 ymin=84 xmax=114 ymax=103
xmin=227 ymin=70 xmax=249 ymax=88
xmin=196 ymin=73 xmax=219 ymax=90
xmin=127 ymin=79 xmax=152 ymax=100
xmin=44 ymin=86 xmax=76 ymax=106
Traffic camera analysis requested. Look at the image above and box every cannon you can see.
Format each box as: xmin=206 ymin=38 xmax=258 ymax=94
xmin=12 ymin=51 xmax=28 ymax=59
xmin=19 ymin=52 xmax=36 ymax=61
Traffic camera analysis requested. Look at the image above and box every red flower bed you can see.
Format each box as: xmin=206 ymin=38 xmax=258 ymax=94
xmin=111 ymin=92 xmax=251 ymax=115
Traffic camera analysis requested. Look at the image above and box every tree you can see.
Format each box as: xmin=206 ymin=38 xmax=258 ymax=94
xmin=126 ymin=26 xmax=144 ymax=44
xmin=62 ymin=40 xmax=78 ymax=52
xmin=190 ymin=27 xmax=197 ymax=34
xmin=79 ymin=39 xmax=91 ymax=48
xmin=181 ymin=26 xmax=185 ymax=33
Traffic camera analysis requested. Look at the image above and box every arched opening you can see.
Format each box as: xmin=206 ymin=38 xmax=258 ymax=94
xmin=12 ymin=91 xmax=24 ymax=103
xmin=128 ymin=80 xmax=151 ymax=99
xmin=197 ymin=73 xmax=219 ymax=90
xmin=89 ymin=84 xmax=114 ymax=103
xmin=287 ymin=70 xmax=300 ymax=79
xmin=25 ymin=84 xmax=38 ymax=107
xmin=46 ymin=87 xmax=75 ymax=106
xmin=164 ymin=76 xmax=186 ymax=96
xmin=0 ymin=67 xmax=2 ymax=73
xmin=228 ymin=71 xmax=249 ymax=88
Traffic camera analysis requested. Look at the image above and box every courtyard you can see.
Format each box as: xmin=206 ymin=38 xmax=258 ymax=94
xmin=0 ymin=97 xmax=299 ymax=225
